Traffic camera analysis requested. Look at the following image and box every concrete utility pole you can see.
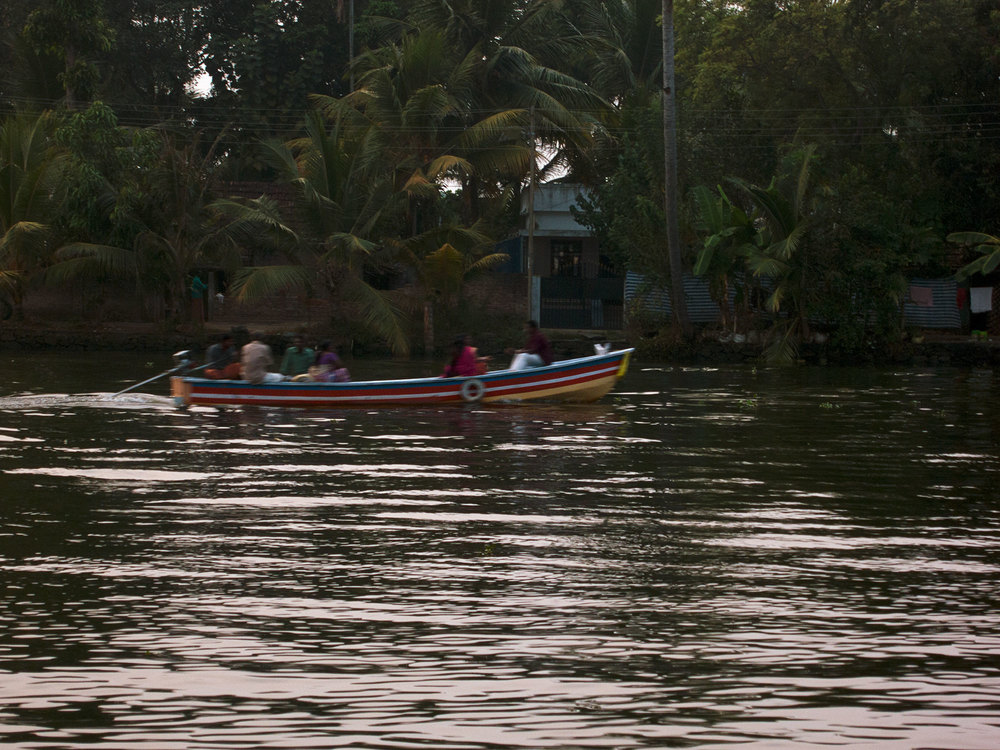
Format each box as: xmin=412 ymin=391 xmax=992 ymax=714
xmin=661 ymin=0 xmax=692 ymax=337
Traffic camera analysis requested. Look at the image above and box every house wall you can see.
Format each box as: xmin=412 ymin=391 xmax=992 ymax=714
xmin=516 ymin=183 xmax=625 ymax=329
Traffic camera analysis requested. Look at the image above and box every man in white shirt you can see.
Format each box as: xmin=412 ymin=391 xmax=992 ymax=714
xmin=241 ymin=334 xmax=285 ymax=384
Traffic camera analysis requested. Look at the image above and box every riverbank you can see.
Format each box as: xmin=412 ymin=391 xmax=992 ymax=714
xmin=2 ymin=320 xmax=999 ymax=367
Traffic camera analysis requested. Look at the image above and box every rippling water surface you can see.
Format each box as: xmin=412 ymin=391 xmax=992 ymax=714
xmin=1 ymin=352 xmax=999 ymax=748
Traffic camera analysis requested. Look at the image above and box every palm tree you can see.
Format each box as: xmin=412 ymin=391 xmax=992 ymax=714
xmin=391 ymin=221 xmax=509 ymax=352
xmin=325 ymin=27 xmax=547 ymax=229
xmin=0 ymin=111 xmax=62 ymax=321
xmin=568 ymin=0 xmax=664 ymax=102
xmin=392 ymin=4 xmax=612 ymax=205
xmin=231 ymin=110 xmax=411 ymax=354
xmin=49 ymin=129 xmax=270 ymax=323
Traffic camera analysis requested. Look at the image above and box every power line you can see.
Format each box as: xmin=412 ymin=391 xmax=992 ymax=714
xmin=3 ymin=89 xmax=1000 ymax=152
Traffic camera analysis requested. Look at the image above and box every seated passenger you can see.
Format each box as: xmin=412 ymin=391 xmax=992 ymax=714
xmin=310 ymin=341 xmax=350 ymax=382
xmin=509 ymin=320 xmax=553 ymax=371
xmin=280 ymin=334 xmax=314 ymax=378
xmin=442 ymin=335 xmax=478 ymax=377
xmin=204 ymin=333 xmax=241 ymax=379
xmin=465 ymin=334 xmax=491 ymax=375
xmin=241 ymin=333 xmax=284 ymax=384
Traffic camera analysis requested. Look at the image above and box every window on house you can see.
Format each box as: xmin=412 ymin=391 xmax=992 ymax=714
xmin=551 ymin=240 xmax=583 ymax=277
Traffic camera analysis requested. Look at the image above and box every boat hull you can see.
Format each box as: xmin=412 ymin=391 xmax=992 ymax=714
xmin=171 ymin=349 xmax=633 ymax=409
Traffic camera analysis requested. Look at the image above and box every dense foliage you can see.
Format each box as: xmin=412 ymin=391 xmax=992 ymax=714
xmin=1 ymin=0 xmax=998 ymax=356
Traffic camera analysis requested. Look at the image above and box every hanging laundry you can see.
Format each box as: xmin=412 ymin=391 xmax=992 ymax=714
xmin=970 ymin=287 xmax=993 ymax=314
xmin=909 ymin=286 xmax=934 ymax=307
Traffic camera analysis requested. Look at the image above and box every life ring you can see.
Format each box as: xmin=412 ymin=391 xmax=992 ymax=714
xmin=460 ymin=378 xmax=485 ymax=402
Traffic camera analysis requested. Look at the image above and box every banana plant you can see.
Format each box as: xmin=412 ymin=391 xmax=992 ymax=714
xmin=690 ymin=184 xmax=756 ymax=333
xmin=949 ymin=232 xmax=1000 ymax=280
xmin=730 ymin=145 xmax=819 ymax=363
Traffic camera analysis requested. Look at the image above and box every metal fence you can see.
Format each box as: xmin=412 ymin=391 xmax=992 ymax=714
xmin=539 ymin=276 xmax=625 ymax=329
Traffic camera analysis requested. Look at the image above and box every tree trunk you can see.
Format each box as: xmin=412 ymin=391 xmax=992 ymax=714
xmin=661 ymin=0 xmax=692 ymax=338
xmin=423 ymin=300 xmax=434 ymax=354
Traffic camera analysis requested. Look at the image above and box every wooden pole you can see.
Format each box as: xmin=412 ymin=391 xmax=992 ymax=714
xmin=349 ymin=0 xmax=355 ymax=92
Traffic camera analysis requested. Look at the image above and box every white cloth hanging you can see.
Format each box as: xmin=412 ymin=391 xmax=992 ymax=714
xmin=970 ymin=287 xmax=993 ymax=314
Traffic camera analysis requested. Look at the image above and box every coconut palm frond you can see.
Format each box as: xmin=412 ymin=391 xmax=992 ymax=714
xmin=230 ymin=265 xmax=314 ymax=303
xmin=258 ymin=137 xmax=301 ymax=181
xmin=766 ymin=285 xmax=785 ymax=314
xmin=402 ymin=171 xmax=440 ymax=200
xmin=210 ymin=197 xmax=300 ymax=246
xmin=746 ymin=255 xmax=786 ymax=280
xmin=0 ymin=220 xmax=49 ymax=254
xmin=425 ymin=154 xmax=474 ymax=180
xmin=730 ymin=179 xmax=793 ymax=240
xmin=401 ymin=84 xmax=452 ymax=124
xmin=464 ymin=251 xmax=510 ymax=276
xmin=324 ymin=232 xmax=377 ymax=261
xmin=404 ymin=223 xmax=493 ymax=258
xmin=47 ymin=242 xmax=137 ymax=283
xmin=0 ymin=269 xmax=21 ymax=293
xmin=453 ymin=109 xmax=528 ymax=149
xmin=423 ymin=242 xmax=465 ymax=287
xmin=211 ymin=236 xmax=246 ymax=276
xmin=763 ymin=326 xmax=799 ymax=365
xmin=767 ymin=221 xmax=809 ymax=262
xmin=461 ymin=144 xmax=533 ymax=179
xmin=339 ymin=273 xmax=410 ymax=356
xmin=351 ymin=180 xmax=399 ymax=238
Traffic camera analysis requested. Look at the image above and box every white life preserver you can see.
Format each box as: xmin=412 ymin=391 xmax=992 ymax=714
xmin=459 ymin=377 xmax=485 ymax=402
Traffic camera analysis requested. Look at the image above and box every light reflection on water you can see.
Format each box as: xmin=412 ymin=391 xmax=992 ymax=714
xmin=1 ymin=354 xmax=1000 ymax=748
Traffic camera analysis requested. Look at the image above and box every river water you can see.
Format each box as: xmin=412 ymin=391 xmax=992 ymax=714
xmin=1 ymin=351 xmax=999 ymax=749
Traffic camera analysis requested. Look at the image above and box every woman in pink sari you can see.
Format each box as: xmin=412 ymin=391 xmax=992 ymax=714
xmin=441 ymin=335 xmax=478 ymax=377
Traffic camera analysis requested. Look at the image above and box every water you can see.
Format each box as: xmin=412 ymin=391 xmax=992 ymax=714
xmin=1 ymin=352 xmax=999 ymax=748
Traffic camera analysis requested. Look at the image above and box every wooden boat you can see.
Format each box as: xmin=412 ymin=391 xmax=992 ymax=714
xmin=170 ymin=348 xmax=633 ymax=408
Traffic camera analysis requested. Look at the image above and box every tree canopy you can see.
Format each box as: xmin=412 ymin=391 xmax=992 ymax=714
xmin=1 ymin=0 xmax=998 ymax=353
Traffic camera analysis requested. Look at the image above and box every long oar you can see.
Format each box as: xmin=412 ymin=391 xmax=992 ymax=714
xmin=112 ymin=350 xmax=204 ymax=397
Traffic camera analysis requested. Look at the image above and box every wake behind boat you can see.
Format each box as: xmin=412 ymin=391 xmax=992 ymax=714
xmin=170 ymin=348 xmax=633 ymax=408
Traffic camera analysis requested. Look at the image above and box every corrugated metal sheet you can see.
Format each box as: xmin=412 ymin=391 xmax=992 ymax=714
xmin=627 ymin=273 xmax=962 ymax=329
xmin=625 ymin=272 xmax=728 ymax=324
